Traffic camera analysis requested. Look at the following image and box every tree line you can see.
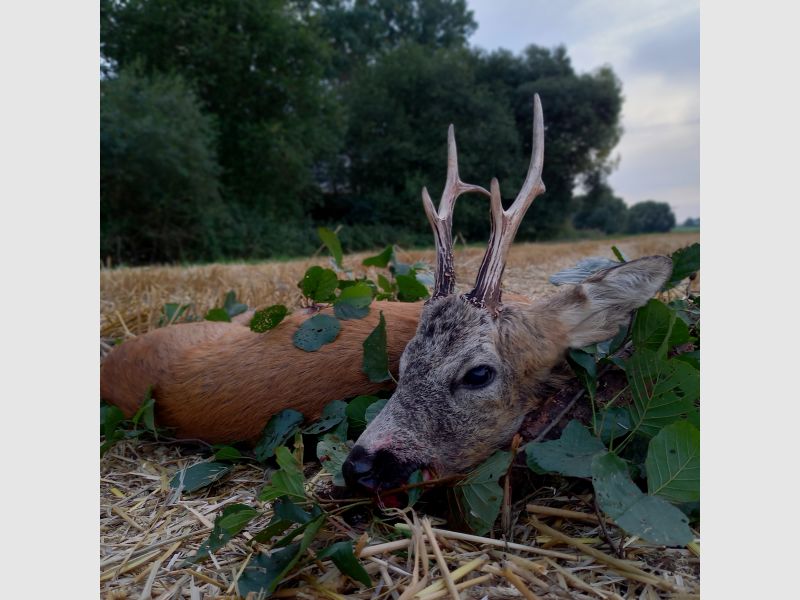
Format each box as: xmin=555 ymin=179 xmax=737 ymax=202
xmin=101 ymin=0 xmax=676 ymax=265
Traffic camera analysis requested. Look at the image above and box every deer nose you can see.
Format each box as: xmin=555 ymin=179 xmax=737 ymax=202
xmin=342 ymin=445 xmax=375 ymax=489
xmin=343 ymin=445 xmax=409 ymax=492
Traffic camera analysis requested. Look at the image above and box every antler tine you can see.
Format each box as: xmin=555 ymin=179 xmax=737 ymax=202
xmin=464 ymin=94 xmax=546 ymax=315
xmin=424 ymin=124 xmax=491 ymax=301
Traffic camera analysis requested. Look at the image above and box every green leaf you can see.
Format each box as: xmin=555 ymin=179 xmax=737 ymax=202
xmin=362 ymin=311 xmax=391 ymax=382
xmin=567 ymin=349 xmax=597 ymax=398
xmin=170 ymin=462 xmax=233 ymax=493
xmin=626 ymin=351 xmax=700 ymax=438
xmin=611 ymin=245 xmax=628 ymax=262
xmin=525 ymin=420 xmax=606 ymax=477
xmin=396 ymin=273 xmax=429 ymax=302
xmin=455 ymin=450 xmax=511 ymax=535
xmin=346 ymin=396 xmax=380 ymax=433
xmin=645 ymin=421 xmax=700 ymax=503
xmin=213 ymin=445 xmax=242 ymax=462
xmin=273 ymin=508 xmax=325 ymax=548
xmin=190 ymin=503 xmax=259 ymax=562
xmin=223 ymin=290 xmax=248 ymax=318
xmin=632 ymin=299 xmax=676 ymax=355
xmin=299 ymin=266 xmax=339 ymax=303
xmin=594 ymin=408 xmax=633 ymax=444
xmin=591 ymin=452 xmax=693 ymax=546
xmin=237 ymin=543 xmax=300 ymax=598
xmin=377 ymin=274 xmax=394 ymax=293
xmin=333 ymin=282 xmax=373 ymax=320
xmin=317 ymin=434 xmax=351 ymax=487
xmin=273 ymin=497 xmax=316 ymax=525
xmin=318 ymin=227 xmax=343 ymax=269
xmin=160 ymin=302 xmax=191 ymax=326
xmin=254 ymin=409 xmax=305 ymax=462
xmin=251 ymin=517 xmax=293 ymax=544
xmin=293 ymin=314 xmax=341 ymax=352
xmin=365 ymin=399 xmax=388 ymax=424
xmin=204 ymin=307 xmax=231 ymax=322
xmin=131 ymin=390 xmax=157 ymax=433
xmin=250 ymin=304 xmax=289 ymax=333
xmin=362 ymin=245 xmax=393 ymax=268
xmin=259 ymin=446 xmax=306 ymax=502
xmin=303 ymin=400 xmax=348 ymax=436
xmin=317 ymin=541 xmax=372 ymax=586
xmin=407 ymin=470 xmax=424 ymax=507
xmin=100 ymin=403 xmax=126 ymax=456
xmin=664 ymin=243 xmax=699 ymax=290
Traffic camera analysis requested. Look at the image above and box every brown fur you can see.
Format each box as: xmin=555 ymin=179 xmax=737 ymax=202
xmin=100 ymin=301 xmax=422 ymax=443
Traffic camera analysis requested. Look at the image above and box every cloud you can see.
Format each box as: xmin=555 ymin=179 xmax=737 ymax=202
xmin=467 ymin=0 xmax=700 ymax=219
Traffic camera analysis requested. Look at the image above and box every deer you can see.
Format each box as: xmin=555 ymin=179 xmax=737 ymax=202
xmin=100 ymin=95 xmax=672 ymax=492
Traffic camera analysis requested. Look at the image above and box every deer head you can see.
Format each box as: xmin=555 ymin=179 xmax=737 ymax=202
xmin=342 ymin=95 xmax=673 ymax=493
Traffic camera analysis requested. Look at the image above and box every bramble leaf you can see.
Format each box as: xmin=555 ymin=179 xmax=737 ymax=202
xmin=362 ymin=311 xmax=391 ymax=382
xmin=645 ymin=421 xmax=700 ymax=503
xmin=254 ymin=409 xmax=304 ymax=462
xmin=250 ymin=304 xmax=288 ymax=333
xmin=526 ymin=420 xmax=606 ymax=477
xmin=293 ymin=314 xmax=341 ymax=352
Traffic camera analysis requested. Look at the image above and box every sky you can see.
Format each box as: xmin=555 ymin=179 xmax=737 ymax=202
xmin=467 ymin=0 xmax=699 ymax=222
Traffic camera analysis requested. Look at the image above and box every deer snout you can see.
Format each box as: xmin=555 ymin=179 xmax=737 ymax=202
xmin=342 ymin=445 xmax=420 ymax=493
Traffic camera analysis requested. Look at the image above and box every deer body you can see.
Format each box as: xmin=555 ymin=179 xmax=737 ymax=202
xmin=100 ymin=301 xmax=421 ymax=443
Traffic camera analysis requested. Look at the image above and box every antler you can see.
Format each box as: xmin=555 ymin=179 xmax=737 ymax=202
xmin=463 ymin=94 xmax=546 ymax=315
xmin=423 ymin=125 xmax=491 ymax=301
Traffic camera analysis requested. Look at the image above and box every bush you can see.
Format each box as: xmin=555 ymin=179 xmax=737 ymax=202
xmin=101 ymin=67 xmax=226 ymax=264
xmin=626 ymin=200 xmax=676 ymax=234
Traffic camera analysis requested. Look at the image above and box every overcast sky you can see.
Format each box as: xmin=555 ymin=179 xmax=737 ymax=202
xmin=468 ymin=0 xmax=699 ymax=222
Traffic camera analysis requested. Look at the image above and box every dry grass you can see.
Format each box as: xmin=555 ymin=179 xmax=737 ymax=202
xmin=100 ymin=232 xmax=700 ymax=599
xmin=101 ymin=232 xmax=699 ymax=339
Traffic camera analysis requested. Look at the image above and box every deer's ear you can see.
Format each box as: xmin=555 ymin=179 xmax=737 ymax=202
xmin=545 ymin=256 xmax=673 ymax=348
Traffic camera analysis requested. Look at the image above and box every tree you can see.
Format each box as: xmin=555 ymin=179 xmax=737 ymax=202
xmin=626 ymin=201 xmax=676 ymax=234
xmin=573 ymin=176 xmax=628 ymax=234
xmin=474 ymin=47 xmax=624 ymax=239
xmin=101 ymin=0 xmax=341 ymax=235
xmin=101 ymin=67 xmax=225 ymax=264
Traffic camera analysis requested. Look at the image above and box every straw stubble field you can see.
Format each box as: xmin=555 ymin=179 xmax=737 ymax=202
xmin=100 ymin=232 xmax=700 ymax=599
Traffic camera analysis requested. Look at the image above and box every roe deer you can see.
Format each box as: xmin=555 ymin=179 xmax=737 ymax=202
xmin=341 ymin=95 xmax=672 ymax=492
xmin=100 ymin=95 xmax=672 ymax=485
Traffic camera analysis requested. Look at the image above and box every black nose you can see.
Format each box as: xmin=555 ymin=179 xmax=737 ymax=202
xmin=342 ymin=445 xmax=414 ymax=492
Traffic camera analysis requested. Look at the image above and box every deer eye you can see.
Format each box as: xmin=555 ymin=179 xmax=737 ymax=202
xmin=461 ymin=365 xmax=495 ymax=389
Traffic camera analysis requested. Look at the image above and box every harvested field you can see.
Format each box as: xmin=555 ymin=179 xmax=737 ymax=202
xmin=100 ymin=232 xmax=700 ymax=599
xmin=101 ymin=232 xmax=699 ymax=339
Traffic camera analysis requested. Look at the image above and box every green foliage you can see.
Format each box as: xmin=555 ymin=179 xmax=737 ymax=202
xmin=345 ymin=395 xmax=381 ymax=434
xmin=318 ymin=227 xmax=344 ymax=269
xmin=250 ymin=305 xmax=289 ymax=333
xmin=190 ymin=503 xmax=258 ymax=563
xmin=396 ymin=274 xmax=430 ymax=302
xmin=223 ymin=291 xmax=248 ymax=318
xmin=254 ymin=410 xmax=305 ymax=462
xmin=645 ymin=421 xmax=700 ymax=503
xmin=101 ymin=0 xmax=626 ymax=263
xmin=293 ymin=314 xmax=341 ymax=351
xmin=454 ymin=451 xmax=512 ymax=536
xmin=626 ymin=200 xmax=676 ymax=234
xmin=525 ymin=421 xmax=606 ymax=478
xmin=302 ymin=400 xmax=348 ymax=438
xmin=362 ymin=311 xmax=391 ymax=382
xmin=365 ymin=399 xmax=389 ymax=424
xmin=333 ymin=282 xmax=373 ymax=320
xmin=591 ymin=453 xmax=693 ymax=546
xmin=101 ymin=67 xmax=225 ymax=264
xmin=170 ymin=462 xmax=233 ymax=494
xmin=664 ymin=243 xmax=700 ymax=290
xmin=316 ymin=434 xmax=351 ymax=487
xmin=101 ymin=391 xmax=162 ymax=456
xmin=573 ymin=178 xmax=629 ymax=234
xmin=524 ymin=248 xmax=700 ymax=546
xmin=204 ymin=308 xmax=231 ymax=322
xmin=259 ymin=447 xmax=307 ymax=502
xmin=300 ymin=267 xmax=340 ymax=303
xmin=362 ymin=245 xmax=394 ymax=267
xmin=316 ymin=541 xmax=372 ymax=586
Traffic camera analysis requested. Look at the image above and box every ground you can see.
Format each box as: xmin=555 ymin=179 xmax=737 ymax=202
xmin=100 ymin=232 xmax=700 ymax=599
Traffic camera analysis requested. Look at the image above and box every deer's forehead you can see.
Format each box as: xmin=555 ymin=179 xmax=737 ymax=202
xmin=405 ymin=298 xmax=496 ymax=360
